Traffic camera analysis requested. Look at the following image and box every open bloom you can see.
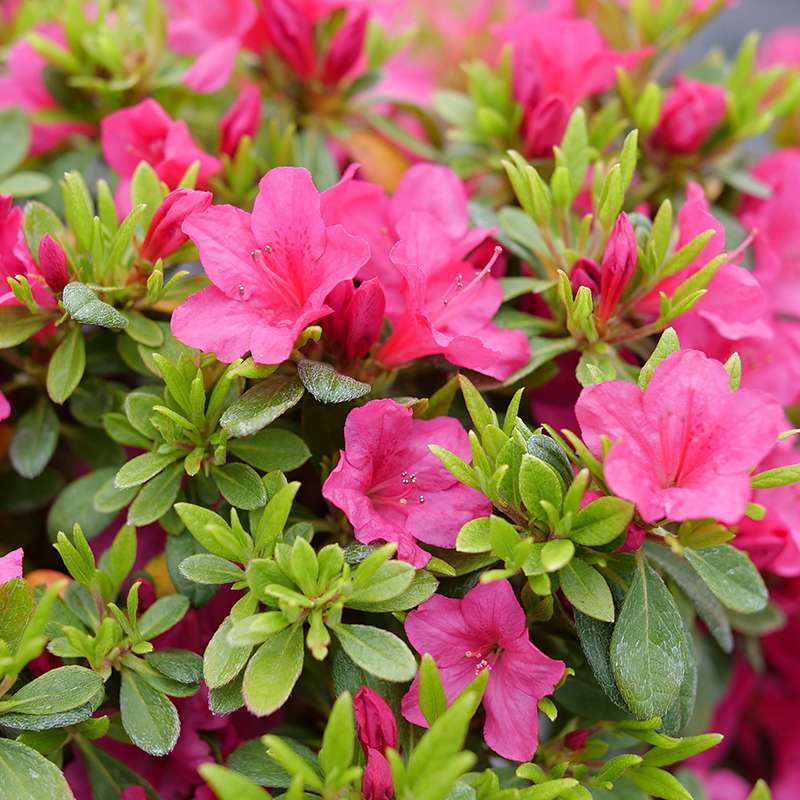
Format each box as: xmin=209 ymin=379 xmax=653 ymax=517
xmin=375 ymin=213 xmax=529 ymax=380
xmin=401 ymin=580 xmax=565 ymax=761
xmin=322 ymin=399 xmax=490 ymax=567
xmin=101 ymin=99 xmax=221 ymax=213
xmin=576 ymin=349 xmax=784 ymax=524
xmin=173 ymin=167 xmax=369 ymax=364
xmin=0 ymin=548 xmax=23 ymax=583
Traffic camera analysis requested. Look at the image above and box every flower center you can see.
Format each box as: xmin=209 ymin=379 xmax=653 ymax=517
xmin=464 ymin=644 xmax=503 ymax=675
xmin=244 ymin=244 xmax=304 ymax=307
xmin=369 ymin=470 xmax=426 ymax=508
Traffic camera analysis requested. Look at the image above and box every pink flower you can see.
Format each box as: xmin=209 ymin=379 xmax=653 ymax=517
xmin=0 ymin=25 xmax=92 ymax=156
xmin=0 ymin=548 xmax=23 ymax=583
xmin=576 ymin=349 xmax=784 ymax=524
xmin=322 ymin=399 xmax=490 ymax=567
xmin=219 ymin=85 xmax=261 ymax=157
xmin=172 ymin=167 xmax=369 ymax=364
xmin=652 ymin=76 xmax=727 ymax=155
xmin=261 ymin=0 xmax=316 ymax=79
xmin=320 ymin=278 xmax=385 ymax=363
xmin=375 ymin=214 xmax=529 ymax=380
xmin=0 ymin=391 xmax=9 ymax=422
xmin=38 ymin=235 xmax=69 ymax=293
xmin=401 ymin=580 xmax=565 ymax=761
xmin=597 ymin=213 xmax=636 ymax=322
xmin=101 ymin=99 xmax=221 ymax=213
xmin=166 ymin=0 xmax=256 ymax=93
xmin=139 ymin=189 xmax=212 ymax=263
xmin=362 ymin=751 xmax=394 ymax=800
xmin=761 ymin=28 xmax=800 ymax=69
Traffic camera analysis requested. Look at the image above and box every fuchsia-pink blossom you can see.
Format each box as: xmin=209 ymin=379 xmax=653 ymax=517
xmin=761 ymin=28 xmax=800 ymax=69
xmin=652 ymin=77 xmax=727 ymax=155
xmin=0 ymin=548 xmax=23 ymax=583
xmin=0 ymin=391 xmax=9 ymax=422
xmin=354 ymin=687 xmax=396 ymax=800
xmin=320 ymin=278 xmax=385 ymax=363
xmin=101 ymin=99 xmax=221 ymax=213
xmin=37 ymin=234 xmax=69 ymax=294
xmin=321 ymin=8 xmax=369 ymax=85
xmin=172 ymin=167 xmax=369 ymax=364
xmin=166 ymin=0 xmax=256 ymax=93
xmin=322 ymin=399 xmax=490 ymax=567
xmin=401 ymin=579 xmax=565 ymax=762
xmin=219 ymin=85 xmax=262 ymax=157
xmin=0 ymin=25 xmax=92 ymax=156
xmin=597 ymin=213 xmax=636 ymax=322
xmin=576 ymin=349 xmax=784 ymax=524
xmin=139 ymin=189 xmax=212 ymax=263
xmin=375 ymin=214 xmax=529 ymax=380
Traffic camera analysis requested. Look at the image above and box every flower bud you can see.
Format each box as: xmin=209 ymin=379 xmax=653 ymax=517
xmin=522 ymin=95 xmax=569 ymax=159
xmin=597 ymin=213 xmax=636 ymax=322
xmin=38 ymin=234 xmax=69 ymax=293
xmin=322 ymin=9 xmax=368 ymax=86
xmin=140 ymin=189 xmax=212 ymax=262
xmin=652 ymin=77 xmax=727 ymax=155
xmin=220 ymin=85 xmax=261 ymax=157
xmin=570 ymin=257 xmax=601 ymax=296
xmin=362 ymin=748 xmax=394 ymax=800
xmin=564 ymin=729 xmax=590 ymax=750
xmin=322 ymin=279 xmax=385 ymax=364
xmin=263 ymin=0 xmax=315 ymax=80
xmin=354 ymin=686 xmax=397 ymax=753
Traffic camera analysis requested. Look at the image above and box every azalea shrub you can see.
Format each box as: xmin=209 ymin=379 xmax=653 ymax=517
xmin=2 ymin=0 xmax=800 ymax=799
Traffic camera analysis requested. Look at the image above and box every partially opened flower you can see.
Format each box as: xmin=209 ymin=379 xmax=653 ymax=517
xmin=375 ymin=212 xmax=529 ymax=380
xmin=139 ymin=189 xmax=213 ymax=263
xmin=320 ymin=278 xmax=385 ymax=364
xmin=322 ymin=399 xmax=490 ymax=567
xmin=219 ymin=85 xmax=262 ymax=157
xmin=101 ymin=99 xmax=221 ymax=213
xmin=401 ymin=580 xmax=565 ymax=762
xmin=0 ymin=548 xmax=23 ymax=584
xmin=576 ymin=349 xmax=784 ymax=524
xmin=172 ymin=167 xmax=370 ymax=364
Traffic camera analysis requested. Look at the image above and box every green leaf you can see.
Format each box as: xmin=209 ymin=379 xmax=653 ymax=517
xmin=242 ymin=625 xmax=304 ymax=716
xmin=227 ymin=737 xmax=317 ymax=789
xmin=642 ymin=733 xmax=722 ymax=767
xmin=213 ymin=463 xmax=268 ymax=510
xmin=644 ymin=542 xmax=733 ymax=653
xmin=0 ymin=579 xmax=35 ymax=651
xmin=119 ymin=669 xmax=180 ymax=756
xmin=127 ymin=463 xmax=183 ymax=526
xmin=10 ymin=398 xmax=59 ymax=479
xmin=0 ymin=306 xmax=49 ymax=347
xmin=22 ymin=200 xmax=64 ymax=257
xmin=47 ymin=327 xmax=86 ymax=404
xmin=559 ymin=558 xmax=615 ymax=622
xmin=62 ymin=282 xmax=128 ymax=330
xmin=519 ymin=455 xmax=563 ymax=523
xmin=0 ymin=108 xmax=31 ymax=175
xmin=751 ymin=463 xmax=800 ymax=489
xmin=345 ymin=569 xmax=438 ymax=612
xmin=297 ymin=359 xmax=370 ymax=403
xmin=115 ymin=451 xmax=181 ymax=490
xmin=570 ymin=497 xmax=634 ymax=546
xmin=175 ymin=503 xmax=251 ymax=562
xmin=228 ymin=429 xmax=311 ymax=472
xmin=525 ymin=434 xmax=574 ymax=487
xmin=540 ymin=539 xmax=575 ymax=571
xmin=253 ymin=482 xmax=300 ymax=557
xmin=318 ymin=691 xmax=354 ymax=777
xmin=628 ymin=766 xmax=692 ymax=800
xmin=47 ymin=468 xmax=117 ymax=540
xmin=179 ymin=554 xmax=244 ymax=585
xmin=419 ymin=653 xmax=448 ymax=726
xmin=347 ymin=561 xmax=414 ymax=605
xmin=221 ymin=375 xmax=305 ymax=437
xmin=0 ymin=172 xmax=52 ymax=197
xmin=610 ymin=560 xmax=688 ymax=719
xmin=0 ymin=738 xmax=74 ymax=800
xmin=574 ymin=612 xmax=628 ymax=710
xmin=138 ymin=594 xmax=190 ymax=640
xmin=333 ymin=623 xmax=416 ymax=682
xmin=121 ymin=311 xmax=164 ymax=347
xmin=684 ymin=545 xmax=768 ymax=614
xmin=94 ymin=477 xmax=138 ymax=513
xmin=8 ymin=666 xmax=104 ymax=715
xmin=199 ymin=765 xmax=273 ymax=800
xmin=456 ymin=516 xmax=493 ymax=553
xmin=204 ymin=617 xmax=253 ymax=688
xmin=747 ymin=780 xmax=771 ymax=800
xmin=145 ymin=649 xmax=203 ymax=685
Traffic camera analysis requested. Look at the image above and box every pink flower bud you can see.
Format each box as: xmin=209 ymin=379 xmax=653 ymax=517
xmin=321 ymin=9 xmax=368 ymax=86
xmin=38 ymin=234 xmax=69 ymax=293
xmin=321 ymin=279 xmax=385 ymax=363
xmin=362 ymin=749 xmax=394 ymax=800
xmin=564 ymin=729 xmax=590 ymax=750
xmin=220 ymin=85 xmax=261 ymax=158
xmin=618 ymin=523 xmax=647 ymax=552
xmin=263 ymin=0 xmax=316 ymax=80
xmin=354 ymin=686 xmax=397 ymax=754
xmin=652 ymin=77 xmax=727 ymax=155
xmin=570 ymin=257 xmax=601 ymax=296
xmin=597 ymin=213 xmax=636 ymax=322
xmin=522 ymin=94 xmax=569 ymax=159
xmin=140 ymin=189 xmax=212 ymax=262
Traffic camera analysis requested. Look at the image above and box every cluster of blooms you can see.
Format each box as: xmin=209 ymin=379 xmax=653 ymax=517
xmin=0 ymin=1 xmax=799 ymax=800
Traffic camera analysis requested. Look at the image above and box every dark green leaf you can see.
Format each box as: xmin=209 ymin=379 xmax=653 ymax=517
xmin=120 ymin=669 xmax=180 ymax=756
xmin=0 ymin=739 xmax=74 ymax=799
xmin=297 ymin=359 xmax=370 ymax=403
xmin=47 ymin=468 xmax=117 ymax=540
xmin=213 ymin=463 xmax=267 ymax=510
xmin=10 ymin=398 xmax=59 ymax=479
xmin=62 ymin=282 xmax=128 ymax=330
xmin=684 ymin=545 xmax=768 ymax=614
xmin=46 ymin=327 xmax=86 ymax=404
xmin=228 ymin=429 xmax=311 ymax=472
xmin=333 ymin=623 xmax=416 ymax=682
xmin=221 ymin=375 xmax=304 ymax=437
xmin=127 ymin=463 xmax=183 ymax=526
